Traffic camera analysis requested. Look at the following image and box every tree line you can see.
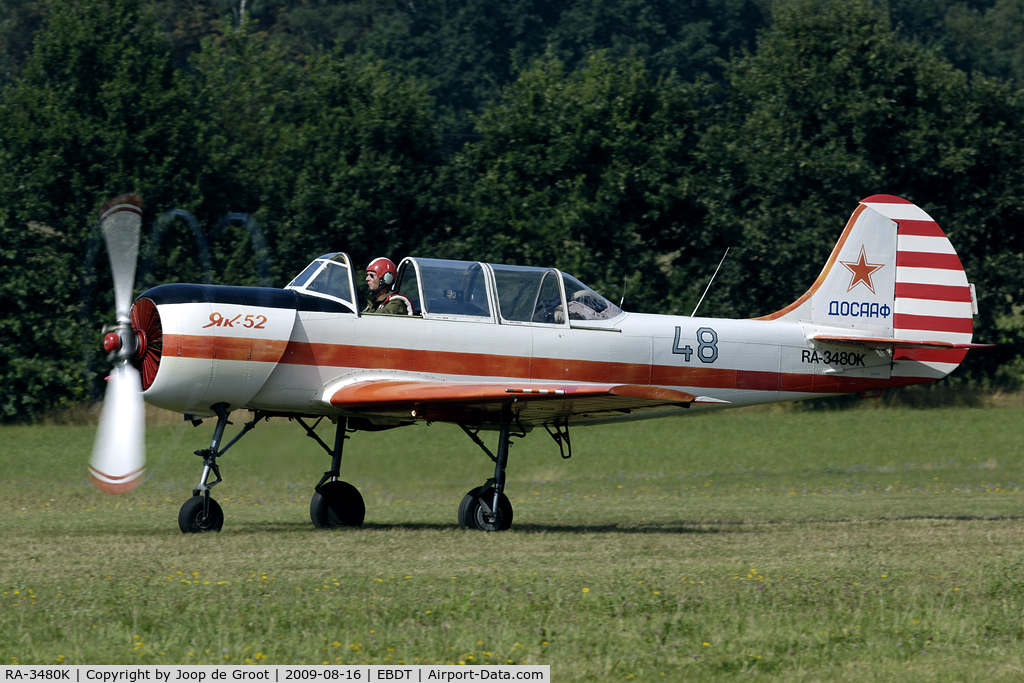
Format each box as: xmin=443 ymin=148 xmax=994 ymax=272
xmin=1 ymin=0 xmax=1022 ymax=421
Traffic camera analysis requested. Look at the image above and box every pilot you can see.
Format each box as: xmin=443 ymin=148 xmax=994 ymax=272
xmin=364 ymin=257 xmax=412 ymax=315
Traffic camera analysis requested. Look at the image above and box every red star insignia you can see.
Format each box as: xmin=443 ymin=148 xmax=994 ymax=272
xmin=840 ymin=246 xmax=884 ymax=294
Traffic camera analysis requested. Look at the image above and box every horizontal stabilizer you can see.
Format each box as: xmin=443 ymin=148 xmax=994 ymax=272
xmin=812 ymin=334 xmax=992 ymax=350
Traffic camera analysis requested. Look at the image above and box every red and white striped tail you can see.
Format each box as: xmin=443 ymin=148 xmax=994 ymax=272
xmin=860 ymin=195 xmax=975 ymax=384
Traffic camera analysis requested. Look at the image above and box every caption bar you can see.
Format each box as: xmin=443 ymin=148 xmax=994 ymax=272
xmin=1 ymin=667 xmax=549 ymax=683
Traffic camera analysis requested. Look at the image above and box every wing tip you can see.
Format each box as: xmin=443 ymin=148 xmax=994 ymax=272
xmin=607 ymin=385 xmax=696 ymax=403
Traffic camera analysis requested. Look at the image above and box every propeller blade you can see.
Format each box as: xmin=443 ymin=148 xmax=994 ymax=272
xmin=89 ymin=362 xmax=146 ymax=494
xmin=100 ymin=195 xmax=143 ymax=323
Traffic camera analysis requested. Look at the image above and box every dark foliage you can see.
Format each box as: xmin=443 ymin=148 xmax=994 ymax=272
xmin=1 ymin=0 xmax=1022 ymax=421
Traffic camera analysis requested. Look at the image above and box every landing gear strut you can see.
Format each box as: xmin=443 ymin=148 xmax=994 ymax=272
xmin=458 ymin=405 xmax=522 ymax=531
xmin=300 ymin=416 xmax=365 ymax=528
xmin=178 ymin=403 xmax=266 ymax=534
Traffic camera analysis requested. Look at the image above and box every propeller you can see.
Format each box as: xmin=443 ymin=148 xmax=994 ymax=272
xmin=88 ymin=195 xmax=146 ymax=494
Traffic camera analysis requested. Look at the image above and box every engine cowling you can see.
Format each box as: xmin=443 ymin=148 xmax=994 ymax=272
xmin=131 ymin=284 xmax=304 ymax=416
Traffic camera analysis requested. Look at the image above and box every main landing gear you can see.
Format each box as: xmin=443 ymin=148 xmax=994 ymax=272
xmin=298 ymin=416 xmax=365 ymax=528
xmin=456 ymin=404 xmax=524 ymax=532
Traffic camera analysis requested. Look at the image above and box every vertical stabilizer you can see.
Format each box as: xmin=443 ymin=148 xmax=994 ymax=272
xmin=756 ymin=201 xmax=897 ymax=335
xmin=757 ymin=194 xmax=974 ymax=384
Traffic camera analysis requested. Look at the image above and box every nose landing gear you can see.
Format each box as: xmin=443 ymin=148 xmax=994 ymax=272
xmin=177 ymin=403 xmax=266 ymax=534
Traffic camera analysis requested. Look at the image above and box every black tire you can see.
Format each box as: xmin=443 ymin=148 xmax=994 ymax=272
xmin=310 ymin=480 xmax=365 ymax=528
xmin=178 ymin=495 xmax=224 ymax=533
xmin=458 ymin=486 xmax=513 ymax=531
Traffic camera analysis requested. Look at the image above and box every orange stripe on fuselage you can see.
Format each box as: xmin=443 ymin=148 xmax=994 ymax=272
xmin=164 ymin=333 xmax=894 ymax=395
xmin=166 ymin=335 xmax=288 ymax=362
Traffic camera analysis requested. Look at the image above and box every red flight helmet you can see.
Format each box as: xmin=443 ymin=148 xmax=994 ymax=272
xmin=367 ymin=257 xmax=397 ymax=287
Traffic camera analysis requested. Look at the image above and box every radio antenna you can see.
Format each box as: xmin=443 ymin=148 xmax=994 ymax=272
xmin=690 ymin=247 xmax=730 ymax=317
xmin=619 ymin=275 xmax=627 ymax=308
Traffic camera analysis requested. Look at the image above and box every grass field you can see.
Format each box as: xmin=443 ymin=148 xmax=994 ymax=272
xmin=3 ymin=404 xmax=1024 ymax=680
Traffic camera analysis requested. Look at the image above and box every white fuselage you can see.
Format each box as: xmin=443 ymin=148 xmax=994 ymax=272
xmin=144 ymin=297 xmax=897 ymax=423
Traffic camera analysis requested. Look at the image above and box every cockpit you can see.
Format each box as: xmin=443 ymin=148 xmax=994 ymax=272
xmin=285 ymin=253 xmax=624 ymax=325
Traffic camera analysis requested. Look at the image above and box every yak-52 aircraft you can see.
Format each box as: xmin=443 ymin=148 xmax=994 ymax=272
xmin=90 ymin=194 xmax=986 ymax=532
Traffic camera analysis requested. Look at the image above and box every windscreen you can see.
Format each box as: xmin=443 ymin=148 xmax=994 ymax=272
xmin=304 ymin=261 xmax=353 ymax=304
xmin=286 ymin=261 xmax=323 ymax=289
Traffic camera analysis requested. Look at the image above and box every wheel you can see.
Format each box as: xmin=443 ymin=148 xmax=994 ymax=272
xmin=458 ymin=486 xmax=513 ymax=531
xmin=310 ymin=480 xmax=365 ymax=528
xmin=178 ymin=495 xmax=224 ymax=533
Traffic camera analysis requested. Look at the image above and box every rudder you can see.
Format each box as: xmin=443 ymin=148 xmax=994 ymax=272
xmin=862 ymin=195 xmax=975 ymax=385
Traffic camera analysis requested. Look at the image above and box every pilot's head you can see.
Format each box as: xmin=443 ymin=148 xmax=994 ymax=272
xmin=366 ymin=257 xmax=397 ymax=296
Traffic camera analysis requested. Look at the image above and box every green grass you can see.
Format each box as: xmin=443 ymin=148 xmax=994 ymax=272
xmin=3 ymin=406 xmax=1024 ymax=680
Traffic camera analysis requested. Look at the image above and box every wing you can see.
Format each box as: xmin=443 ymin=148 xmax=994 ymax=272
xmin=329 ymin=380 xmax=727 ymax=425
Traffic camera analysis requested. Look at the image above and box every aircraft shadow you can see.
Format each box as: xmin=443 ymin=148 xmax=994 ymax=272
xmin=216 ymin=520 xmax=721 ymax=534
xmin=45 ymin=513 xmax=1024 ymax=539
xmin=229 ymin=514 xmax=1024 ymax=535
xmin=369 ymin=522 xmax=721 ymax=534
xmin=877 ymin=514 xmax=1024 ymax=523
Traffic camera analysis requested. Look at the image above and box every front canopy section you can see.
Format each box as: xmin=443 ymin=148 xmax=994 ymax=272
xmin=286 ymin=252 xmax=358 ymax=313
